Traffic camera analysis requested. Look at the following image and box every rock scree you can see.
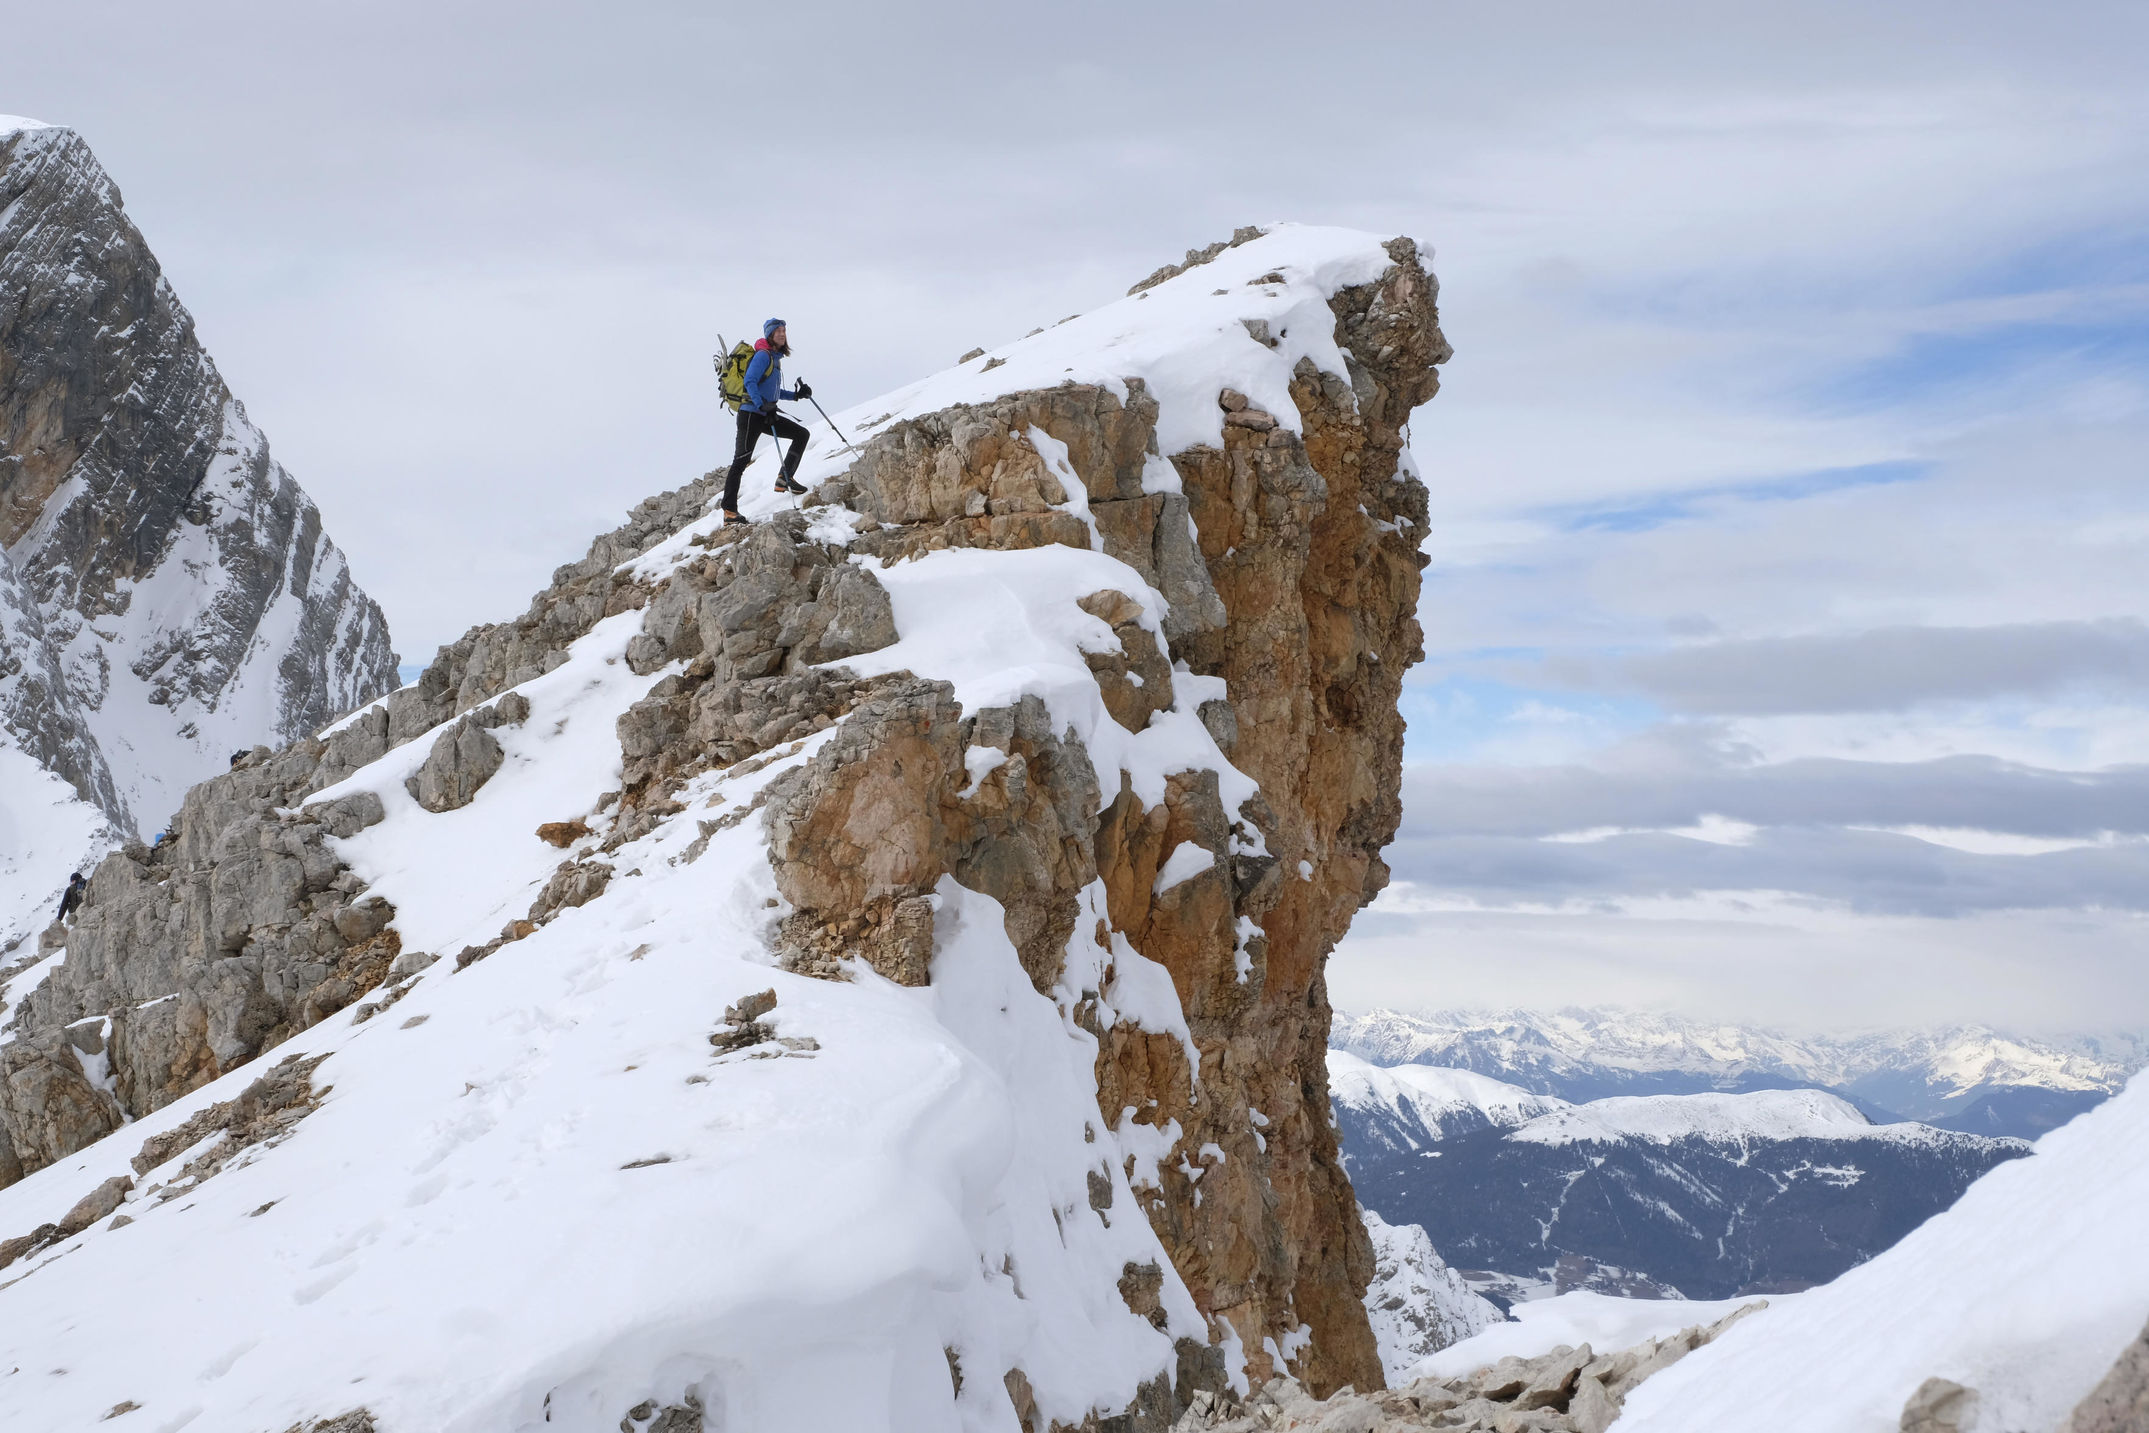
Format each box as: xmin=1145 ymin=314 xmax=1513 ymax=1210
xmin=1169 ymin=1303 xmax=1765 ymax=1433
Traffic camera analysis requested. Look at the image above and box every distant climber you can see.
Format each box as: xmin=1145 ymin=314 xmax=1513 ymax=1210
xmin=720 ymin=318 xmax=812 ymax=524
xmin=56 ymin=872 xmax=86 ymax=923
xmin=229 ymin=750 xmax=248 ymax=769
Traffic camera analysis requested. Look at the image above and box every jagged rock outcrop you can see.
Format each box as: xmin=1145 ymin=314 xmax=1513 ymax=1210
xmin=588 ymin=238 xmax=1445 ymax=1399
xmin=1169 ymin=1303 xmax=1764 ymax=1433
xmin=824 ymin=382 xmax=1226 ymax=643
xmin=0 ymin=750 xmax=397 ymax=1185
xmin=0 ymin=117 xmax=398 ymax=846
xmin=695 ymin=235 xmax=1442 ymax=1398
xmin=1360 ymin=1209 xmax=1504 ymax=1381
xmin=0 ymin=226 xmax=1447 ymax=1425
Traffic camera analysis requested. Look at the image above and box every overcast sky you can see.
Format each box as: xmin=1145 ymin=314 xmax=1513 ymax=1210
xmin=10 ymin=1 xmax=2147 ymax=1034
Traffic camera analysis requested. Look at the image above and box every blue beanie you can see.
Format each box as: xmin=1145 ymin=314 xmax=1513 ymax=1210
xmin=763 ymin=317 xmax=786 ymax=339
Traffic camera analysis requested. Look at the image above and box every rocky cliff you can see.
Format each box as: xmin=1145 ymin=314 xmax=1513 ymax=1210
xmin=0 ymin=117 xmax=397 ymax=861
xmin=0 ymin=224 xmax=1445 ymax=1431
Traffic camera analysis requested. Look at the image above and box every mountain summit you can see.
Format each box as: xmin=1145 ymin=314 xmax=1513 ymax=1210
xmin=0 ymin=117 xmax=396 ymax=938
xmin=0 ymin=224 xmax=1447 ymax=1430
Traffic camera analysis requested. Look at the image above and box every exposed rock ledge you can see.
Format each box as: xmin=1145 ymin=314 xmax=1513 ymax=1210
xmin=1172 ymin=1303 xmax=1764 ymax=1433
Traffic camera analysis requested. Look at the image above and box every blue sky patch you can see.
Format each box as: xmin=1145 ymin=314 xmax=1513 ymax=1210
xmin=1545 ymin=459 xmax=1930 ymax=535
xmin=1810 ymin=315 xmax=2149 ymax=416
xmin=1401 ymin=675 xmax=1662 ymax=765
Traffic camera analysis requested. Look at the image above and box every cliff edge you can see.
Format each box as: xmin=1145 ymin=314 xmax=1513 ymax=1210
xmin=0 ymin=223 xmax=1446 ymax=1432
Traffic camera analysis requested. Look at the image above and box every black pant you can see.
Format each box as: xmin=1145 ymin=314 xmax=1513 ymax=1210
xmin=722 ymin=408 xmax=809 ymax=510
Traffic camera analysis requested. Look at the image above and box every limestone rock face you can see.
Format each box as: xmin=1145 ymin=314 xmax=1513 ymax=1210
xmin=0 ymin=120 xmax=397 ymax=840
xmin=1104 ymin=241 xmax=1443 ymax=1398
xmin=820 ymin=383 xmax=1227 ymax=644
xmin=753 ymin=235 xmax=1447 ymax=1399
xmin=2061 ymin=1318 xmax=2149 ymax=1433
xmin=0 ymin=748 xmax=399 ymax=1182
xmin=404 ymin=693 xmax=526 ymax=813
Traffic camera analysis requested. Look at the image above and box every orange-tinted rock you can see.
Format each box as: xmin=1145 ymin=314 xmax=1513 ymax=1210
xmin=762 ymin=237 xmax=1448 ymax=1399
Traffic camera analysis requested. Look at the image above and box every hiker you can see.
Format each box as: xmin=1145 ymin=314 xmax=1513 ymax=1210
xmin=56 ymin=872 xmax=86 ymax=923
xmin=719 ymin=318 xmax=813 ymax=523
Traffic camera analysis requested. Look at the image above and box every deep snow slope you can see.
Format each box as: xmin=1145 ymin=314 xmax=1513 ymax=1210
xmin=0 ymin=224 xmax=1448 ymax=1430
xmin=1620 ymin=1069 xmax=2149 ymax=1433
xmin=0 ymin=116 xmax=396 ymax=923
xmin=1333 ymin=1007 xmax=2144 ymax=1135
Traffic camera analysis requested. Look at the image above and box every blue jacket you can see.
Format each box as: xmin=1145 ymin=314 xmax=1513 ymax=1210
xmin=743 ymin=339 xmax=796 ymax=414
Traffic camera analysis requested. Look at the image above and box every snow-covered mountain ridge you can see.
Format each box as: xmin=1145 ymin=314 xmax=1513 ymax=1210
xmin=0 ymin=223 xmax=1448 ymax=1429
xmin=1332 ymin=1049 xmax=2013 ymax=1152
xmin=1327 ymin=1048 xmax=1567 ymax=1152
xmin=1503 ymin=1088 xmax=1963 ymax=1148
xmin=1334 ymin=1006 xmax=2145 ymax=1136
xmin=1331 ymin=1048 xmax=2028 ymax=1306
xmin=1358 ymin=1207 xmax=1502 ymax=1383
xmin=0 ymin=116 xmax=395 ymax=947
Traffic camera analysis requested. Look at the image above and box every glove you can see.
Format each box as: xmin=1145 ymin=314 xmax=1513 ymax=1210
xmin=794 ymin=379 xmax=812 ymax=401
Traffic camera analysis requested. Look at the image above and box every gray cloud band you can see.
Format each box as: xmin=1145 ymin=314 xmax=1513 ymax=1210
xmin=1382 ymin=827 xmax=2149 ymax=917
xmin=1391 ymin=742 xmax=2149 ymax=917
xmin=1402 ymin=750 xmax=2149 ymax=840
xmin=1538 ymin=618 xmax=2149 ymax=714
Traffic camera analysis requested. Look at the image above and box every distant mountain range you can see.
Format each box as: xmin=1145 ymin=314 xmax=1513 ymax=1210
xmin=1333 ymin=1049 xmax=2031 ymax=1306
xmin=1331 ymin=1007 xmax=2146 ymax=1139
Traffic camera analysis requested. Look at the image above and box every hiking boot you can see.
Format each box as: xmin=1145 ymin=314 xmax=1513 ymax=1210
xmin=774 ymin=475 xmax=807 ymax=495
xmin=722 ymin=509 xmax=750 ymax=527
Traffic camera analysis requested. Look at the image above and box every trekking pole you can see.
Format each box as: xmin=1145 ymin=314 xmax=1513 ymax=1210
xmin=802 ymin=387 xmax=857 ymax=452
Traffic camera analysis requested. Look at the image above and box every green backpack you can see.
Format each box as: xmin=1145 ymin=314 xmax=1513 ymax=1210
xmin=715 ymin=338 xmax=758 ymax=414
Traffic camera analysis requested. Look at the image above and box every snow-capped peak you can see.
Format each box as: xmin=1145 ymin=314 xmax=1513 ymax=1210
xmin=1331 ymin=1006 xmax=2146 ymax=1121
xmin=1506 ymin=1088 xmax=1895 ymax=1147
xmin=1328 ymin=1048 xmax=1567 ymax=1140
xmin=0 ymin=119 xmax=397 ymax=958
